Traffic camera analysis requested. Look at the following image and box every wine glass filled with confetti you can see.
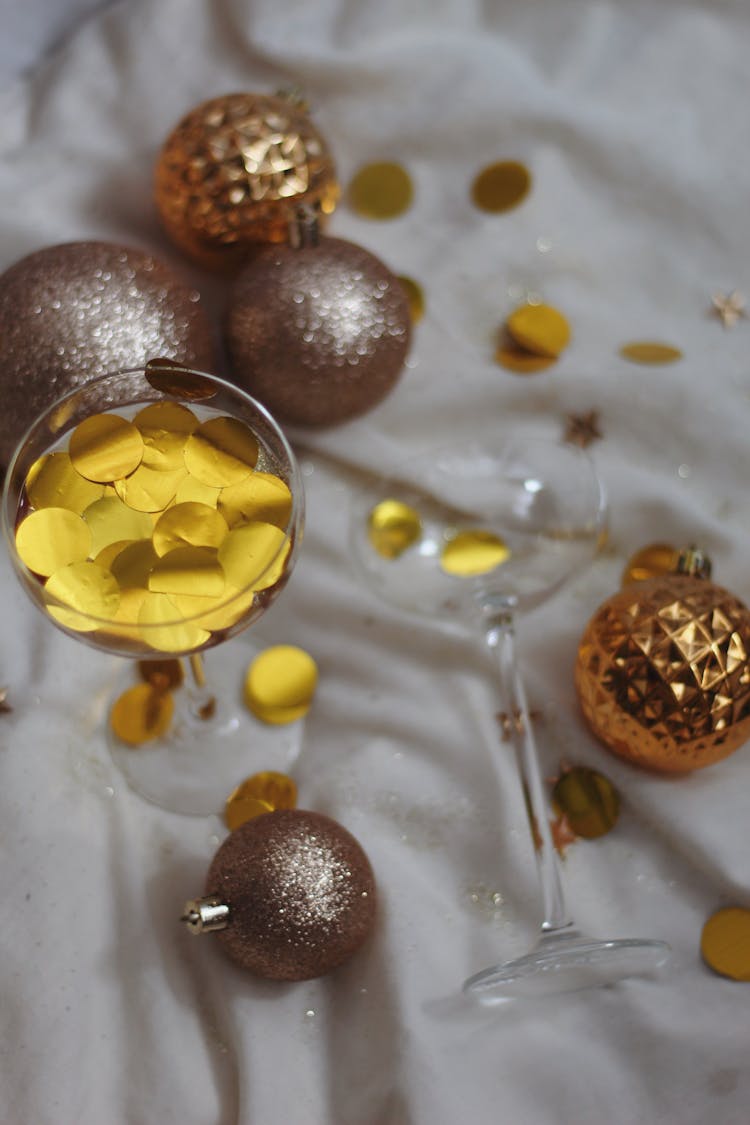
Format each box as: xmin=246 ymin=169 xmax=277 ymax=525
xmin=2 ymin=363 xmax=304 ymax=816
xmin=350 ymin=424 xmax=670 ymax=1001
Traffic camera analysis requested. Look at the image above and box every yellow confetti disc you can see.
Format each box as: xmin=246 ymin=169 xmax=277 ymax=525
xmin=619 ymin=341 xmax=683 ymax=365
xmin=174 ymin=474 xmax=222 ymax=508
xmin=218 ymin=471 xmax=293 ymax=530
xmin=183 ymin=417 xmax=259 ymax=487
xmin=168 ymin=583 xmax=257 ymax=632
xmin=551 ymin=766 xmax=620 ymax=839
xmin=82 ymin=496 xmax=153 ymax=556
xmin=25 ymin=452 xmax=105 ymax=513
xmin=149 ymin=546 xmax=225 ymax=597
xmin=700 ymin=907 xmax=750 ymax=981
xmin=15 ymin=507 xmax=92 ymax=577
xmin=397 ymin=276 xmax=425 ymax=324
xmin=68 ymin=413 xmax=144 ymax=482
xmin=133 ymin=401 xmax=198 ymax=470
xmin=244 ymin=645 xmax=318 ymax=723
xmin=621 ymin=543 xmax=680 ymax=587
xmin=506 ymin=303 xmax=571 ymax=358
xmin=348 ymin=161 xmax=413 ymax=219
xmin=367 ymin=498 xmax=422 ymax=559
xmin=495 ymin=336 xmax=557 ymax=374
xmin=152 ymin=501 xmax=229 ymax=557
xmin=138 ymin=592 xmax=212 ymax=653
xmin=224 ymin=794 xmax=275 ymax=831
xmin=471 ymin=160 xmax=531 ymax=213
xmin=113 ymin=463 xmax=187 ymax=513
xmin=440 ymin=529 xmax=510 ymax=577
xmin=109 ymin=682 xmax=175 ymax=746
xmin=218 ymin=522 xmax=290 ymax=591
xmin=110 ymin=539 xmax=159 ymax=589
xmin=45 ymin=561 xmax=121 ymax=632
xmin=231 ymin=770 xmax=298 ymax=811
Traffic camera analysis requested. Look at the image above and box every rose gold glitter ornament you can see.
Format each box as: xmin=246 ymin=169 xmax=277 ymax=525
xmin=575 ymin=574 xmax=750 ymax=772
xmin=226 ymin=224 xmax=411 ymax=426
xmin=183 ymin=809 xmax=376 ymax=981
xmin=154 ymin=92 xmax=339 ymax=270
xmin=0 ymin=241 xmax=217 ymax=468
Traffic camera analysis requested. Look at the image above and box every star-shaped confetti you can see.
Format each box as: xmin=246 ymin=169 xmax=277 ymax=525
xmin=711 ymin=290 xmax=746 ymax=328
xmin=563 ymin=410 xmax=602 ymax=448
xmin=0 ymin=688 xmax=12 ymax=715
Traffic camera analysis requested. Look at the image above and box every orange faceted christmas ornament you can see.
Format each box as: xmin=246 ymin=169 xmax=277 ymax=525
xmin=575 ymin=574 xmax=750 ymax=773
xmin=154 ymin=92 xmax=339 ymax=269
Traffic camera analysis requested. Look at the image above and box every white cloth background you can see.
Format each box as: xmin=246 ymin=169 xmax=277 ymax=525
xmin=0 ymin=1 xmax=749 ymax=1122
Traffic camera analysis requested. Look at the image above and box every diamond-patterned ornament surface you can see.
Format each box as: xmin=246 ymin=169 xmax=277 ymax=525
xmin=575 ymin=575 xmax=750 ymax=772
xmin=154 ymin=93 xmax=339 ymax=269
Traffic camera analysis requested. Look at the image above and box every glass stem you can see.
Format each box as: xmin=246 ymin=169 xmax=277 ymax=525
xmin=484 ymin=612 xmax=573 ymax=934
xmin=185 ymin=653 xmax=217 ymax=720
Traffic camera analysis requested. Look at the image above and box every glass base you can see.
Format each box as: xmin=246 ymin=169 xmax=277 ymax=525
xmin=108 ymin=639 xmax=305 ymax=817
xmin=463 ymin=928 xmax=670 ymax=1003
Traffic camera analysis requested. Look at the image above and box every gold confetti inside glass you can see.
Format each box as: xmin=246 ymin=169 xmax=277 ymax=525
xmin=350 ymin=427 xmax=669 ymax=1001
xmin=2 ymin=366 xmax=304 ymax=816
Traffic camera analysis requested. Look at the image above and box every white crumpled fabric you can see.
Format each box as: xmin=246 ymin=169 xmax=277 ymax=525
xmin=1 ymin=1 xmax=749 ymax=1122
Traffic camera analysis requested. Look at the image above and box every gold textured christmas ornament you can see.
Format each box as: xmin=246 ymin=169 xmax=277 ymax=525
xmin=226 ymin=228 xmax=411 ymax=426
xmin=182 ymin=809 xmax=376 ymax=980
xmin=575 ymin=574 xmax=750 ymax=772
xmin=154 ymin=92 xmax=339 ymax=269
xmin=0 ymin=241 xmax=217 ymax=468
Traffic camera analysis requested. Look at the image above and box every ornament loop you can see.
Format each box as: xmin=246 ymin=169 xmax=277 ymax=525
xmin=288 ymin=205 xmax=321 ymax=249
xmin=181 ymin=895 xmax=230 ymax=934
xmin=675 ymin=545 xmax=712 ymax=579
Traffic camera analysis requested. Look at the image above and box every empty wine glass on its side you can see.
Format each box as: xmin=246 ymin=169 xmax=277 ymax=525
xmin=2 ymin=364 xmax=305 ymax=817
xmin=350 ymin=427 xmax=670 ymax=1002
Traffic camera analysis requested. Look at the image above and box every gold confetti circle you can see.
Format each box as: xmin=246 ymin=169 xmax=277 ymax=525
xmin=113 ymin=464 xmax=187 ymax=513
xmin=15 ymin=508 xmax=92 ymax=577
xmin=183 ymin=417 xmax=259 ymax=487
xmin=218 ymin=471 xmax=293 ymax=530
xmin=234 ymin=770 xmax=298 ymax=811
xmin=218 ymin=522 xmax=290 ymax=592
xmin=82 ymin=496 xmax=153 ymax=556
xmin=621 ymin=543 xmax=679 ymax=587
xmin=495 ymin=334 xmax=557 ymax=374
xmin=149 ymin=546 xmax=225 ymax=598
xmin=26 ymin=453 xmax=105 ymax=513
xmin=69 ymin=413 xmax=144 ymax=482
xmin=244 ymin=645 xmax=318 ymax=724
xmin=440 ymin=529 xmax=510 ymax=577
xmin=619 ymin=341 xmax=683 ymax=365
xmin=700 ymin=907 xmax=750 ymax=981
xmin=144 ymin=362 xmax=218 ymax=401
xmin=138 ymin=592 xmax=211 ymax=653
xmin=506 ymin=303 xmax=571 ymax=358
xmin=367 ymin=498 xmax=422 ymax=559
xmin=551 ymin=766 xmax=620 ymax=839
xmin=471 ymin=160 xmax=531 ymax=213
xmin=134 ymin=401 xmax=198 ymax=470
xmin=110 ymin=682 xmax=175 ymax=746
xmin=225 ymin=770 xmax=298 ymax=830
xmin=397 ymin=276 xmax=425 ymax=324
xmin=348 ymin=161 xmax=413 ymax=219
xmin=45 ymin=561 xmax=121 ymax=632
xmin=152 ymin=501 xmax=229 ymax=557
xmin=224 ymin=794 xmax=275 ymax=832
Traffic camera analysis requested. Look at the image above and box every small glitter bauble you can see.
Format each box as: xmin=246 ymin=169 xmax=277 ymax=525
xmin=575 ymin=575 xmax=750 ymax=772
xmin=225 ymin=235 xmax=411 ymax=426
xmin=204 ymin=809 xmax=376 ymax=980
xmin=154 ymin=92 xmax=339 ymax=270
xmin=0 ymin=241 xmax=217 ymax=467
